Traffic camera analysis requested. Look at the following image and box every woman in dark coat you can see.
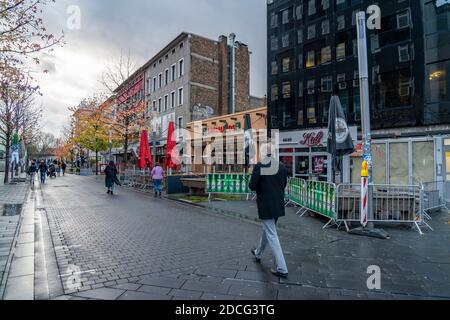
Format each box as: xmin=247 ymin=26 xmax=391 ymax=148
xmin=104 ymin=161 xmax=121 ymax=195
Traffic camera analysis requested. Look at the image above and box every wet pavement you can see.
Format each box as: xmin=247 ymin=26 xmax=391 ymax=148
xmin=4 ymin=174 xmax=450 ymax=300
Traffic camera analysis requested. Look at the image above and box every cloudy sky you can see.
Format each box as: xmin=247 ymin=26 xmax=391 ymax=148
xmin=35 ymin=0 xmax=267 ymax=136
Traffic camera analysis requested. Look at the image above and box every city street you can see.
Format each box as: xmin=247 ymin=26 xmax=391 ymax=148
xmin=3 ymin=174 xmax=450 ymax=300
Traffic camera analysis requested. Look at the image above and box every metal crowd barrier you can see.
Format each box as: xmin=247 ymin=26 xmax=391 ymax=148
xmin=419 ymin=180 xmax=450 ymax=220
xmin=286 ymin=178 xmax=337 ymax=229
xmin=335 ymin=184 xmax=430 ymax=235
xmin=206 ymin=173 xmax=253 ymax=200
xmin=286 ymin=178 xmax=433 ymax=235
xmin=121 ymin=169 xmax=154 ymax=192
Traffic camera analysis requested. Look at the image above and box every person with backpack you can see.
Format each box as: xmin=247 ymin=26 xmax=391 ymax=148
xmin=104 ymin=161 xmax=122 ymax=195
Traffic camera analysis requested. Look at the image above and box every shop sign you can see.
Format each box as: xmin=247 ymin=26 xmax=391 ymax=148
xmin=280 ymin=127 xmax=358 ymax=148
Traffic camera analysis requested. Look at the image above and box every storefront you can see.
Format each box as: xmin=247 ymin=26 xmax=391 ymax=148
xmin=350 ymin=135 xmax=445 ymax=186
xmin=186 ymin=107 xmax=267 ymax=174
xmin=280 ymin=126 xmax=450 ymax=204
xmin=279 ymin=127 xmax=358 ymax=182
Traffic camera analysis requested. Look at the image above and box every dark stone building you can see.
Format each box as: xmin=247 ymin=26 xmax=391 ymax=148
xmin=267 ymin=0 xmax=450 ymax=194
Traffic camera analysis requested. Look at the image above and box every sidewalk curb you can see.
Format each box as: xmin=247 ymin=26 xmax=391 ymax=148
xmin=0 ymin=184 xmax=31 ymax=300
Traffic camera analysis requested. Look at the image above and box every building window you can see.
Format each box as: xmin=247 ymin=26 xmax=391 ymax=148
xmin=171 ymin=64 xmax=176 ymax=82
xmin=299 ymin=81 xmax=303 ymax=97
xmin=370 ymin=34 xmax=380 ymax=53
xmin=337 ymin=15 xmax=345 ymax=31
xmin=271 ymin=36 xmax=279 ymax=51
xmin=282 ymin=9 xmax=290 ymax=24
xmin=413 ymin=142 xmax=435 ymax=184
xmin=320 ymin=46 xmax=332 ymax=64
xmin=282 ymin=82 xmax=291 ymax=98
xmin=336 ymin=0 xmax=346 ymax=10
xmin=398 ymin=77 xmax=412 ymax=97
xmin=271 ymin=84 xmax=279 ymax=101
xmin=179 ymin=59 xmax=184 ymax=77
xmin=158 ymin=98 xmax=162 ymax=113
xmin=296 ymin=4 xmax=303 ymax=20
xmin=322 ymin=20 xmax=330 ymax=35
xmin=428 ymin=62 xmax=448 ymax=102
xmin=389 ymin=143 xmax=409 ymax=185
xmin=307 ymin=80 xmax=315 ymax=95
xmin=282 ymin=57 xmax=291 ymax=73
xmin=270 ymin=12 xmax=278 ymax=28
xmin=322 ymin=0 xmax=330 ymax=10
xmin=298 ymin=110 xmax=304 ymax=126
xmin=321 ymin=76 xmax=332 ymax=92
xmin=152 ymin=100 xmax=156 ymax=112
xmin=297 ymin=29 xmax=303 ymax=44
xmin=171 ymin=91 xmax=175 ymax=108
xmin=165 ymin=69 xmax=169 ymax=86
xmin=307 ymin=24 xmax=316 ymax=40
xmin=352 ymin=10 xmax=358 ymax=26
xmin=372 ymin=66 xmax=381 ymax=84
xmin=178 ymin=87 xmax=184 ymax=106
xmin=282 ymin=33 xmax=289 ymax=48
xmin=158 ymin=73 xmax=162 ymax=89
xmin=177 ymin=116 xmax=184 ymax=131
xmin=164 ymin=95 xmax=168 ymax=111
xmin=336 ymin=43 xmax=346 ymax=61
xmin=153 ymin=77 xmax=157 ymax=92
xmin=398 ymin=45 xmax=410 ymax=62
xmin=306 ymin=50 xmax=315 ymax=68
xmin=352 ymin=39 xmax=358 ymax=57
xmin=337 ymin=73 xmax=346 ymax=90
xmin=397 ymin=10 xmax=411 ymax=29
xmin=308 ymin=0 xmax=316 ymax=16
xmin=353 ymin=71 xmax=360 ymax=87
xmin=307 ymin=107 xmax=316 ymax=124
xmin=271 ymin=61 xmax=278 ymax=75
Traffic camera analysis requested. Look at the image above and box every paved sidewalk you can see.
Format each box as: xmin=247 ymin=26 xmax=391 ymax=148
xmin=0 ymin=173 xmax=30 ymax=299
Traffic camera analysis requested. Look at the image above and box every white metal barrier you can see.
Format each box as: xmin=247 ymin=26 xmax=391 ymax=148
xmin=419 ymin=180 xmax=450 ymax=220
xmin=335 ymin=183 xmax=431 ymax=235
xmin=121 ymin=169 xmax=154 ymax=192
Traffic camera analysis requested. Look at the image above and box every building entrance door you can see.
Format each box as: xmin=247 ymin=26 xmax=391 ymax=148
xmin=443 ymin=141 xmax=450 ymax=202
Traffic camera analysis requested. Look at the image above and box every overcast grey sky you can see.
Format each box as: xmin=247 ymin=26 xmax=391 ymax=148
xmin=35 ymin=0 xmax=267 ymax=136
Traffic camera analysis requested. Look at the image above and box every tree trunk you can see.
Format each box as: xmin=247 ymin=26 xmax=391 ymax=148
xmin=95 ymin=150 xmax=99 ymax=176
xmin=4 ymin=132 xmax=11 ymax=184
xmin=123 ymin=125 xmax=129 ymax=170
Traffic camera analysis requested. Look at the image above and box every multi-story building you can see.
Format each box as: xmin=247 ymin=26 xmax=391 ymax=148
xmin=113 ymin=70 xmax=146 ymax=164
xmin=142 ymin=32 xmax=251 ymax=163
xmin=267 ymin=0 xmax=450 ymax=194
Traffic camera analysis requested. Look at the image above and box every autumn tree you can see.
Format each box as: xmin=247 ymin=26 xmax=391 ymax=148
xmin=0 ymin=71 xmax=40 ymax=182
xmin=71 ymin=97 xmax=120 ymax=175
xmin=0 ymin=0 xmax=64 ymax=72
xmin=100 ymin=51 xmax=146 ymax=167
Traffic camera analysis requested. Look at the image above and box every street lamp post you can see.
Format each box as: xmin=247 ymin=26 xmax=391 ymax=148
xmin=352 ymin=11 xmax=389 ymax=239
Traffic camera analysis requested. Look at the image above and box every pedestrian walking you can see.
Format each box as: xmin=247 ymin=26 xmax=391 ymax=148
xmin=61 ymin=161 xmax=67 ymax=176
xmin=38 ymin=160 xmax=48 ymax=185
xmin=151 ymin=163 xmax=164 ymax=198
xmin=249 ymin=158 xmax=289 ymax=278
xmin=104 ymin=161 xmax=121 ymax=195
xmin=27 ymin=160 xmax=38 ymax=187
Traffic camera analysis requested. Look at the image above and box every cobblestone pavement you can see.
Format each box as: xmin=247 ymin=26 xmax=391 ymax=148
xmin=39 ymin=175 xmax=450 ymax=300
xmin=0 ymin=173 xmax=29 ymax=297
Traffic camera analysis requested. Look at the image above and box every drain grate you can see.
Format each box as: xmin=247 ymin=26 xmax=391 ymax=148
xmin=1 ymin=204 xmax=23 ymax=216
